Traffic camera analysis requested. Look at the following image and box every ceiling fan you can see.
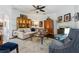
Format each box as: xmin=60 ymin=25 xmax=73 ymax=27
xmin=32 ymin=5 xmax=46 ymax=13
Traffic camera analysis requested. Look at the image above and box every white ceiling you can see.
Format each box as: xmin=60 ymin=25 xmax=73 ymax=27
xmin=12 ymin=5 xmax=75 ymax=14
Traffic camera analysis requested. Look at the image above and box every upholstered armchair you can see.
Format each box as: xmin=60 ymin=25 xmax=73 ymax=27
xmin=49 ymin=29 xmax=79 ymax=53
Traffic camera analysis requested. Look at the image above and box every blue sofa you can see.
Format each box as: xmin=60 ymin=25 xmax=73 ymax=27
xmin=49 ymin=29 xmax=79 ymax=53
xmin=0 ymin=42 xmax=19 ymax=53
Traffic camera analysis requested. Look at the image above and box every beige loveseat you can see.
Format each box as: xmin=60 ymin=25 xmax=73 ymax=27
xmin=17 ymin=28 xmax=36 ymax=39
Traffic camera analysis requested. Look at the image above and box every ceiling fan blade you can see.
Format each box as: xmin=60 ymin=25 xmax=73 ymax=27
xmin=32 ymin=5 xmax=37 ymax=9
xmin=40 ymin=6 xmax=45 ymax=9
xmin=40 ymin=9 xmax=45 ymax=12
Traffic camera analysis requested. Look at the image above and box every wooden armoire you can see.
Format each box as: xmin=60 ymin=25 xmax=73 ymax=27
xmin=44 ymin=17 xmax=54 ymax=37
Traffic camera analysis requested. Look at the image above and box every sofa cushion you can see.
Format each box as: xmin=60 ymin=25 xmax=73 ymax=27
xmin=64 ymin=37 xmax=71 ymax=45
xmin=68 ymin=29 xmax=77 ymax=40
xmin=18 ymin=29 xmax=23 ymax=32
xmin=24 ymin=28 xmax=31 ymax=32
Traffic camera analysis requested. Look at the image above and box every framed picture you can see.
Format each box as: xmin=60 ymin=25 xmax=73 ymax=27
xmin=74 ymin=12 xmax=79 ymax=22
xmin=64 ymin=13 xmax=71 ymax=22
xmin=57 ymin=16 xmax=62 ymax=23
xmin=39 ymin=21 xmax=43 ymax=27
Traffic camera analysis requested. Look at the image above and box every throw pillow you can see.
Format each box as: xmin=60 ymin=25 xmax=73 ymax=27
xmin=31 ymin=28 xmax=35 ymax=32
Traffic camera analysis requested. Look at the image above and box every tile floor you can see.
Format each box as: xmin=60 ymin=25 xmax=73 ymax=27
xmin=9 ymin=37 xmax=52 ymax=53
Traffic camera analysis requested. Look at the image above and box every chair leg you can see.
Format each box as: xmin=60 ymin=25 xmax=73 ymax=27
xmin=16 ymin=46 xmax=19 ymax=53
xmin=41 ymin=37 xmax=44 ymax=45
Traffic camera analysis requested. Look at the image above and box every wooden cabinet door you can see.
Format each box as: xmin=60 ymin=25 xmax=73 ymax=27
xmin=0 ymin=35 xmax=3 ymax=45
xmin=44 ymin=18 xmax=54 ymax=35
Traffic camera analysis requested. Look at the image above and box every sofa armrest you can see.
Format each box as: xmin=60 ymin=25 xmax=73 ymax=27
xmin=17 ymin=32 xmax=24 ymax=39
xmin=17 ymin=32 xmax=24 ymax=36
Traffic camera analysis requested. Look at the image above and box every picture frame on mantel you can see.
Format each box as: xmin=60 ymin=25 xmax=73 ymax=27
xmin=57 ymin=16 xmax=62 ymax=23
xmin=64 ymin=13 xmax=71 ymax=22
xmin=39 ymin=21 xmax=43 ymax=27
